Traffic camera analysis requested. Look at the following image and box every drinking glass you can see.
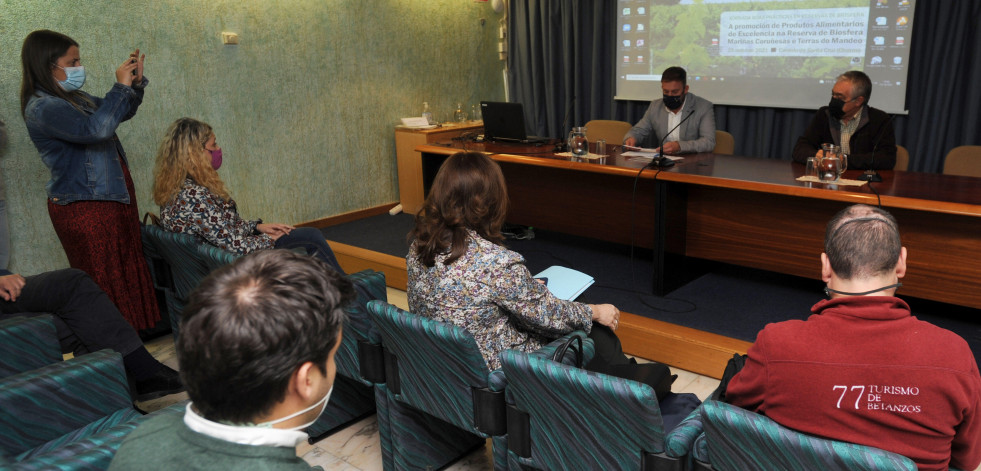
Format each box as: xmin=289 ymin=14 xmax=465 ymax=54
xmin=595 ymin=139 xmax=607 ymax=157
xmin=453 ymin=103 xmax=467 ymax=122
xmin=805 ymin=157 xmax=817 ymax=178
xmin=818 ymin=156 xmax=840 ymax=182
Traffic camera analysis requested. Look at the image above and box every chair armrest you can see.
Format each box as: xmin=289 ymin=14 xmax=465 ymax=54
xmin=691 ymin=433 xmax=710 ymax=467
xmin=664 ymin=404 xmax=705 ymax=458
xmin=0 ymin=315 xmax=62 ymax=378
xmin=196 ymin=242 xmax=240 ymax=269
xmin=335 ymin=270 xmax=386 ymax=382
xmin=0 ymin=350 xmax=133 ymax=457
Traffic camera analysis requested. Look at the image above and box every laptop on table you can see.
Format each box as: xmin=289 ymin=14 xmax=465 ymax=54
xmin=480 ymin=101 xmax=548 ymax=144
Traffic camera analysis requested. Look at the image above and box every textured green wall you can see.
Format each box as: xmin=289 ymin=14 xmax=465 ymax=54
xmin=0 ymin=0 xmax=504 ymax=274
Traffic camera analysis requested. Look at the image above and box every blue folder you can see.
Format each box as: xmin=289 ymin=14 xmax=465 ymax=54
xmin=534 ymin=265 xmax=594 ymax=301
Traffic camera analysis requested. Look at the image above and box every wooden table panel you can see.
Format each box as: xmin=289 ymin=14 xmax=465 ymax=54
xmin=889 ymin=208 xmax=981 ymax=307
xmin=415 ymin=142 xmax=981 ymax=309
xmin=684 ymin=186 xmax=830 ymax=281
xmin=498 ymin=161 xmax=658 ymax=248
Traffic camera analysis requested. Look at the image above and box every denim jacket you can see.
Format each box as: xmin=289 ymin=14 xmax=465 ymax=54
xmin=23 ymin=79 xmax=147 ymax=205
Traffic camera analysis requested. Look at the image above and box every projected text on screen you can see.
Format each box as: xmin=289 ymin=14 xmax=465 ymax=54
xmin=615 ymin=0 xmax=916 ymax=113
xmin=720 ymin=8 xmax=868 ymax=56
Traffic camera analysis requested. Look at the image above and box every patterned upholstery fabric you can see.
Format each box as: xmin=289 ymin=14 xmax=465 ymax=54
xmin=143 ymin=223 xmax=385 ymax=441
xmin=499 ymin=349 xmax=694 ymax=471
xmin=193 ymin=238 xmax=242 ymax=272
xmin=0 ymin=345 xmax=189 ymax=471
xmin=366 ymin=300 xmax=494 ymax=470
xmin=0 ymin=350 xmax=134 ymax=459
xmin=305 ymin=269 xmax=386 ymax=439
xmin=665 ymin=407 xmax=706 ymax=458
xmin=699 ymin=400 xmax=918 ymax=471
xmin=691 ymin=433 xmax=710 ymax=470
xmin=332 ymin=270 xmax=386 ymax=383
xmin=0 ymin=316 xmax=62 ymax=378
xmin=369 ymin=300 xmax=499 ymax=426
xmin=141 ymin=224 xmax=223 ymax=340
xmin=0 ymin=314 xmax=190 ymax=470
xmin=8 ymin=402 xmax=186 ymax=471
xmin=365 ymin=300 xmax=593 ymax=471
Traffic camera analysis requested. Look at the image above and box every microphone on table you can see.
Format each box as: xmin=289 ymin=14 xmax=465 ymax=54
xmin=858 ymin=112 xmax=895 ymax=183
xmin=646 ymin=107 xmax=695 ymax=169
xmin=553 ymin=96 xmax=577 ymax=153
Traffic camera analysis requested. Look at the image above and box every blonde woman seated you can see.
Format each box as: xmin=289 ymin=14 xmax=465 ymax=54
xmin=407 ymin=152 xmax=699 ymax=423
xmin=153 ymin=118 xmax=343 ymax=273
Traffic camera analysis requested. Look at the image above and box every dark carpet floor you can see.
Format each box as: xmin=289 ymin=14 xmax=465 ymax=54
xmin=321 ymin=213 xmax=981 ymax=360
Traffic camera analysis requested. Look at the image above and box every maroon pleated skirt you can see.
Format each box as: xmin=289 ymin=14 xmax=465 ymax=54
xmin=47 ymin=162 xmax=160 ymax=330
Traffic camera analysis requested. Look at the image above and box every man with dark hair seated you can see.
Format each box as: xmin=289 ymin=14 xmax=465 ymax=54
xmin=725 ymin=204 xmax=980 ymax=471
xmin=110 ymin=249 xmax=354 ymax=470
xmin=623 ymin=65 xmax=716 ymax=154
xmin=0 ymin=268 xmax=183 ymax=401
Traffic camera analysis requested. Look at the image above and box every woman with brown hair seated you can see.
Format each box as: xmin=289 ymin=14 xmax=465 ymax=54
xmin=406 ymin=152 xmax=699 ymax=420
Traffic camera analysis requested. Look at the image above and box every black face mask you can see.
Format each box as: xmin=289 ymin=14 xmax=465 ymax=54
xmin=828 ymin=97 xmax=846 ymax=120
xmin=663 ymin=94 xmax=685 ymax=111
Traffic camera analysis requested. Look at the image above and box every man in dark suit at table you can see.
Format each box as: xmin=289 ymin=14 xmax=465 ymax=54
xmin=725 ymin=204 xmax=980 ymax=471
xmin=793 ymin=70 xmax=897 ymax=170
xmin=623 ymin=66 xmax=716 ymax=154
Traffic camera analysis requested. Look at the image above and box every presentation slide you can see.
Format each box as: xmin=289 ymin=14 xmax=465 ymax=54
xmin=616 ymin=0 xmax=915 ymax=113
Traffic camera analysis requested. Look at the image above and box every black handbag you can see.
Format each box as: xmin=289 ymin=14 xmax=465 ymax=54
xmin=551 ymin=334 xmax=584 ymax=368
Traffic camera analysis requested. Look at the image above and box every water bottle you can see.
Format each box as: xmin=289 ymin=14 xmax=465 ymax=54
xmin=422 ymin=102 xmax=434 ymax=125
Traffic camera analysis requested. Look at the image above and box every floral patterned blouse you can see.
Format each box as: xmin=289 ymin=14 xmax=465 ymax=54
xmin=407 ymin=230 xmax=592 ymax=371
xmin=160 ymin=178 xmax=273 ymax=254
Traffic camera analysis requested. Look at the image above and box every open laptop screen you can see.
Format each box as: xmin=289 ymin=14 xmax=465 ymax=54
xmin=480 ymin=101 xmax=544 ymax=143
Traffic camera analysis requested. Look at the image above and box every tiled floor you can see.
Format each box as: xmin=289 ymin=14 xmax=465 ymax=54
xmin=144 ymin=287 xmax=720 ymax=471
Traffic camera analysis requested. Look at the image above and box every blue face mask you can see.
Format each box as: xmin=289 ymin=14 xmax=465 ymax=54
xmin=57 ymin=66 xmax=86 ymax=91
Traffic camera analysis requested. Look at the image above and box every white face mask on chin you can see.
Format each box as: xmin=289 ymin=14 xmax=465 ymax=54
xmin=256 ymin=386 xmax=333 ymax=431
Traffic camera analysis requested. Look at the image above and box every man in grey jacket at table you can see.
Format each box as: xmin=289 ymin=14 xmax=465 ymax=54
xmin=623 ymin=66 xmax=716 ymax=154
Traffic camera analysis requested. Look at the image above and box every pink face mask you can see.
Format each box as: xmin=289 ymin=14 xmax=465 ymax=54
xmin=209 ymin=148 xmax=223 ymax=170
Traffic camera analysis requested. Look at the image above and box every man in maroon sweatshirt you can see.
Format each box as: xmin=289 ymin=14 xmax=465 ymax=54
xmin=727 ymin=204 xmax=980 ymax=471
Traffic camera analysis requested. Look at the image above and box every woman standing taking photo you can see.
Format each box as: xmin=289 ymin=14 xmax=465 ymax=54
xmin=20 ymin=30 xmax=159 ymax=330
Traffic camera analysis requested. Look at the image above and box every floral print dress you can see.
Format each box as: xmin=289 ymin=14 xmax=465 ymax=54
xmin=160 ymin=178 xmax=273 ymax=254
xmin=407 ymin=230 xmax=592 ymax=370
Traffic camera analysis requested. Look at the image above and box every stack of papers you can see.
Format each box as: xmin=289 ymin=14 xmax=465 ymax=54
xmin=534 ymin=266 xmax=595 ymax=301
xmin=399 ymin=117 xmax=437 ymax=129
xmin=621 ymin=150 xmax=684 ymax=163
xmin=795 ymin=176 xmax=867 ymax=187
xmin=554 ymin=152 xmax=607 ymax=160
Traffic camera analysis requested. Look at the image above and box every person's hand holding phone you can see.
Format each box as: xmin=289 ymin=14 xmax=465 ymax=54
xmin=116 ymin=49 xmax=145 ymax=86
xmin=130 ymin=49 xmax=145 ymax=82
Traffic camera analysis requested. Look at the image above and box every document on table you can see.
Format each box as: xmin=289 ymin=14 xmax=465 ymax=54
xmin=399 ymin=117 xmax=437 ymax=129
xmin=621 ymin=151 xmax=684 ymax=163
xmin=534 ymin=266 xmax=595 ymax=301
